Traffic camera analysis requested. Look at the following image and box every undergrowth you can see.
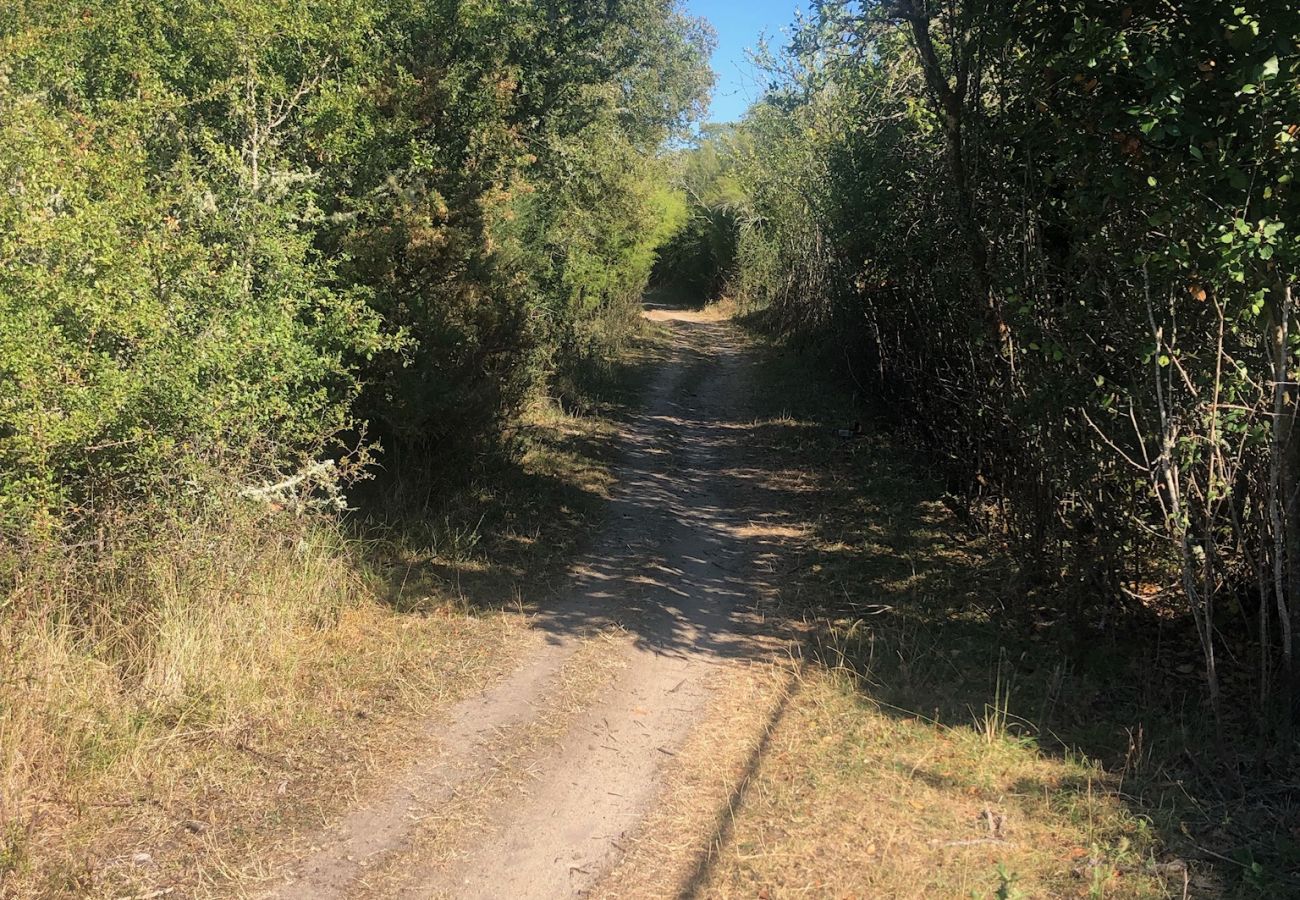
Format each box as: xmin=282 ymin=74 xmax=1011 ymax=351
xmin=0 ymin=323 xmax=666 ymax=897
xmin=699 ymin=320 xmax=1300 ymax=898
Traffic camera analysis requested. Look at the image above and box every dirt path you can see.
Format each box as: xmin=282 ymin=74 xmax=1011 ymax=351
xmin=269 ymin=306 xmax=804 ymax=899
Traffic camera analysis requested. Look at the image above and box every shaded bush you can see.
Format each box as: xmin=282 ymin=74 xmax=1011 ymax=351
xmin=690 ymin=0 xmax=1300 ymax=745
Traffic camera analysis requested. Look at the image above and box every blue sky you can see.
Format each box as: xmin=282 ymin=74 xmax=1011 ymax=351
xmin=684 ymin=0 xmax=805 ymax=123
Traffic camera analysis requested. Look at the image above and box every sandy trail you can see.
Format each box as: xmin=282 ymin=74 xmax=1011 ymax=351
xmin=270 ymin=305 xmax=801 ymax=899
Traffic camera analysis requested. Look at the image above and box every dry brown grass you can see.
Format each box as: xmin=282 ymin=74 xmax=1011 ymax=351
xmin=0 ymin=523 xmax=534 ymax=898
xmin=697 ymin=669 xmax=1173 ymax=899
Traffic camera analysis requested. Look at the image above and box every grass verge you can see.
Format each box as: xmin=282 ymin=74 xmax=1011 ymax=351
xmin=1 ymin=527 xmax=531 ymax=898
xmin=700 ymin=669 xmax=1170 ymax=899
xmin=0 ymin=323 xmax=668 ymax=898
xmin=688 ymin=316 xmax=1298 ymax=898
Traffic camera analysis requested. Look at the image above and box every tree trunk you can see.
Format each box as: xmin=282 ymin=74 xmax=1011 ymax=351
xmin=1270 ymin=280 xmax=1297 ymax=743
xmin=900 ymin=2 xmax=1006 ymax=347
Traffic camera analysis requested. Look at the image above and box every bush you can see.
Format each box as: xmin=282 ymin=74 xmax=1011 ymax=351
xmin=693 ymin=0 xmax=1300 ymax=739
xmin=0 ymin=0 xmax=712 ymax=545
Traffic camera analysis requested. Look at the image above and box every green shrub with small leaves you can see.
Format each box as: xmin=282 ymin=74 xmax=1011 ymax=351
xmin=696 ymin=0 xmax=1300 ymax=737
xmin=0 ymin=5 xmax=387 ymax=542
xmin=0 ymin=0 xmax=711 ymax=549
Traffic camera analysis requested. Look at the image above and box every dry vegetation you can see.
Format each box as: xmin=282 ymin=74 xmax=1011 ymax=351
xmin=594 ymin=317 xmax=1291 ymax=899
xmin=699 ymin=669 xmax=1171 ymax=899
xmin=0 ymin=330 xmax=667 ymax=898
xmin=1 ymin=537 xmax=531 ymax=897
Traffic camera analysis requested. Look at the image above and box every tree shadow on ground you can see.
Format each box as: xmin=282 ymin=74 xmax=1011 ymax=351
xmin=735 ymin=331 xmax=1300 ymax=898
xmin=351 ymin=301 xmax=811 ymax=665
xmin=354 ymin=300 xmax=1294 ymax=895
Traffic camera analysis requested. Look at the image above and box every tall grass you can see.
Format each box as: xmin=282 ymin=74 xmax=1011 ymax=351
xmin=0 ymin=510 xmax=370 ymax=887
xmin=0 ymin=361 xmax=637 ymax=892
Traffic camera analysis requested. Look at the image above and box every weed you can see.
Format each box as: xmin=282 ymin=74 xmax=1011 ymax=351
xmin=0 ymin=820 xmax=27 ymax=883
xmin=992 ymin=864 xmax=1027 ymax=900
xmin=977 ymin=649 xmax=1015 ymax=746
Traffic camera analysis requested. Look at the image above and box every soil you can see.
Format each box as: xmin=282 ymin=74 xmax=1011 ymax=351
xmin=267 ymin=304 xmax=804 ymax=899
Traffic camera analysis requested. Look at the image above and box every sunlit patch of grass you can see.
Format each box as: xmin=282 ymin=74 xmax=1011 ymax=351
xmin=517 ymin=401 xmax=620 ymax=502
xmin=702 ymin=670 xmax=1169 ymax=899
xmin=0 ymin=523 xmax=533 ymax=898
xmin=0 ymin=323 xmax=665 ymax=897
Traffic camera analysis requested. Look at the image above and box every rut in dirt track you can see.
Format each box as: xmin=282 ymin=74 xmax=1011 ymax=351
xmin=272 ymin=305 xmax=807 ymax=899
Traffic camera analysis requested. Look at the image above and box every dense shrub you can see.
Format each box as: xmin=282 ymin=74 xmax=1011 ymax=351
xmin=686 ymin=0 xmax=1300 ymax=742
xmin=0 ymin=12 xmax=385 ymax=542
xmin=652 ymin=125 xmax=745 ymax=301
xmin=0 ymin=0 xmax=712 ymax=547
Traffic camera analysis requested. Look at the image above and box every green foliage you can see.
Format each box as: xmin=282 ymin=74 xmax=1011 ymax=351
xmin=692 ymin=0 xmax=1300 ymax=740
xmin=992 ymin=864 xmax=1026 ymax=900
xmin=0 ymin=8 xmax=385 ymax=539
xmin=312 ymin=0 xmax=714 ymax=450
xmin=653 ymin=124 xmax=748 ymax=299
xmin=0 ymin=1 xmax=711 ymax=547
